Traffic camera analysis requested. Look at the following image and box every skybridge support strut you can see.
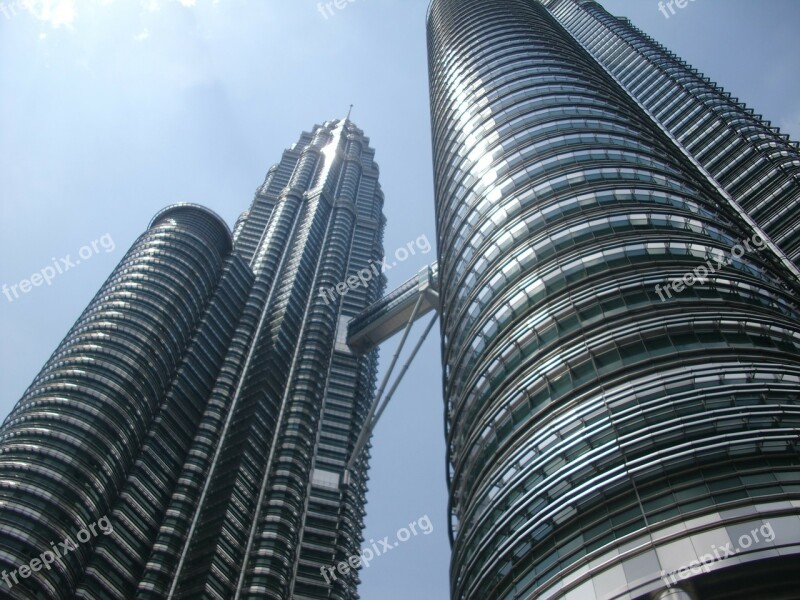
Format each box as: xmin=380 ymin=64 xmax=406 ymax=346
xmin=342 ymin=263 xmax=439 ymax=486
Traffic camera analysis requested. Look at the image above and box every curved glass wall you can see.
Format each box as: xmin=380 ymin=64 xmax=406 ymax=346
xmin=543 ymin=0 xmax=800 ymax=266
xmin=428 ymin=1 xmax=800 ymax=598
xmin=0 ymin=204 xmax=232 ymax=598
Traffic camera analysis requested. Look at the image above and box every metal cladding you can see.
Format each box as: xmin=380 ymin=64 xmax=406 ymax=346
xmin=0 ymin=119 xmax=386 ymax=600
xmin=427 ymin=0 xmax=800 ymax=598
xmin=544 ymin=0 xmax=800 ymax=268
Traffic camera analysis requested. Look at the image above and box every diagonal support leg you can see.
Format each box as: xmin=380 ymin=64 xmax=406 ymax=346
xmin=344 ymin=303 xmax=437 ymax=479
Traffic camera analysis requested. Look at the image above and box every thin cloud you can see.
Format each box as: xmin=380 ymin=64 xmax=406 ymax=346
xmin=20 ymin=0 xmax=218 ymax=29
xmin=23 ymin=0 xmax=77 ymax=28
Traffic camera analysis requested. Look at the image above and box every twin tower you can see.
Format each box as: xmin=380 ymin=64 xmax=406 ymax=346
xmin=1 ymin=1 xmax=799 ymax=599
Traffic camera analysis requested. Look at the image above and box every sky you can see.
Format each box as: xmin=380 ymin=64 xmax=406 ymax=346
xmin=0 ymin=1 xmax=798 ymax=598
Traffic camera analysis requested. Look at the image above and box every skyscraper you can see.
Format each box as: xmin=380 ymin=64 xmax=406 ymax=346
xmin=542 ymin=0 xmax=800 ymax=270
xmin=427 ymin=1 xmax=800 ymax=598
xmin=0 ymin=119 xmax=386 ymax=599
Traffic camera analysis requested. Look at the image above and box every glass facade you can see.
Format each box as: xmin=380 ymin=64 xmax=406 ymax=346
xmin=427 ymin=1 xmax=800 ymax=598
xmin=543 ymin=0 xmax=800 ymax=267
xmin=0 ymin=119 xmax=386 ymax=600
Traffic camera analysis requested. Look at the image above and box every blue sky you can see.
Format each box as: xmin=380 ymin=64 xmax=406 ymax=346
xmin=0 ymin=1 xmax=798 ymax=598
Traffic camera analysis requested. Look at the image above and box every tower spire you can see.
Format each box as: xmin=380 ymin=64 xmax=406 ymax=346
xmin=346 ymin=103 xmax=354 ymax=121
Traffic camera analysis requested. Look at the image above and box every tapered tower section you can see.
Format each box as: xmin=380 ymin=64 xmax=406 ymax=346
xmin=542 ymin=0 xmax=800 ymax=267
xmin=0 ymin=120 xmax=386 ymax=600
